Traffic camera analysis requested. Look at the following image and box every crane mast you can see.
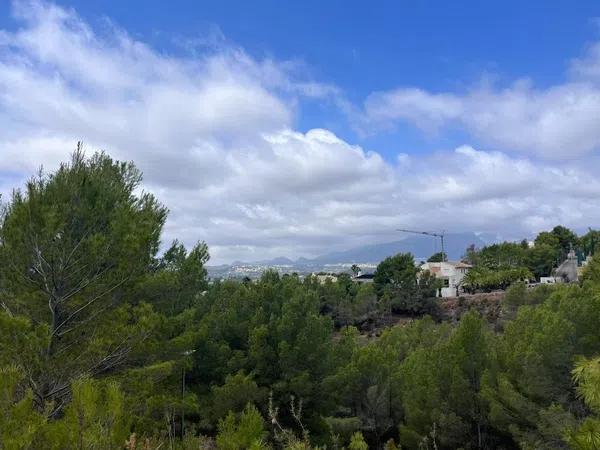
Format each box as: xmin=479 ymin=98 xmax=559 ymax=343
xmin=396 ymin=228 xmax=446 ymax=262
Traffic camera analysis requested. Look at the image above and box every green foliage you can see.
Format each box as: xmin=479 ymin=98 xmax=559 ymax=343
xmin=398 ymin=311 xmax=492 ymax=449
xmin=464 ymin=226 xmax=584 ymax=281
xmin=185 ymin=271 xmax=338 ymax=439
xmin=0 ymin=311 xmax=48 ymax=375
xmin=565 ymin=356 xmax=600 ymax=450
xmin=580 ymin=229 xmax=600 ymax=256
xmin=216 ymin=404 xmax=268 ymax=450
xmin=0 ymin=366 xmax=45 ymax=450
xmin=374 ymin=253 xmax=439 ymax=314
xmin=211 ymin=371 xmax=266 ymax=421
xmin=374 ymin=253 xmax=417 ymax=299
xmin=0 ymin=149 xmax=167 ymax=413
xmin=327 ymin=317 xmax=449 ymax=447
xmin=502 ymin=282 xmax=556 ymax=321
xmin=348 ymin=432 xmax=369 ymax=450
xmin=138 ymin=239 xmax=209 ymax=315
xmin=327 ymin=282 xmax=377 ymax=327
xmin=527 ymin=242 xmax=559 ymax=280
xmin=572 ymin=357 xmax=600 ymax=412
xmin=427 ymin=252 xmax=446 ymax=263
xmin=324 ymin=417 xmax=362 ymax=446
xmin=581 ymin=252 xmax=600 ymax=284
xmin=471 ymin=242 xmax=529 ymax=269
xmin=4 ymin=151 xmax=600 ymax=450
xmin=0 ymin=369 xmax=130 ymax=450
xmin=44 ymin=378 xmax=130 ymax=449
xmin=462 ymin=265 xmax=532 ymax=292
xmin=550 ymin=225 xmax=579 ymax=256
xmin=481 ymin=283 xmax=600 ymax=448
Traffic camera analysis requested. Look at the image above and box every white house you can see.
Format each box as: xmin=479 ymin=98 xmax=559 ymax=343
xmin=419 ymin=261 xmax=472 ymax=297
xmin=540 ymin=276 xmax=562 ymax=284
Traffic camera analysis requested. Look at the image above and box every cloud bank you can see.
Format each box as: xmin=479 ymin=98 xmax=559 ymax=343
xmin=1 ymin=1 xmax=599 ymax=263
xmin=362 ymin=39 xmax=600 ymax=159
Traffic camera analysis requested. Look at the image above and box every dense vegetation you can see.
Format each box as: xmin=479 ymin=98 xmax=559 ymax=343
xmin=461 ymin=227 xmax=598 ymax=291
xmin=1 ymin=151 xmax=600 ymax=449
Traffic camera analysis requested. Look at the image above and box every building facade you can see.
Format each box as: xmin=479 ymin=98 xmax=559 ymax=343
xmin=420 ymin=261 xmax=472 ymax=297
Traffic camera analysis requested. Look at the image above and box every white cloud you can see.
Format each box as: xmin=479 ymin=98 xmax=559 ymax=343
xmin=362 ymin=41 xmax=600 ymax=159
xmin=1 ymin=1 xmax=599 ymax=264
xmin=570 ymin=40 xmax=600 ymax=81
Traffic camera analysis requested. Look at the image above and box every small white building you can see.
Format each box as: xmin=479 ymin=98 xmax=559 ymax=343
xmin=540 ymin=276 xmax=562 ymax=284
xmin=420 ymin=261 xmax=472 ymax=297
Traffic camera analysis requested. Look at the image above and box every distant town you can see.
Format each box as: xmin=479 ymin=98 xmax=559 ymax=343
xmin=207 ymin=260 xmax=379 ymax=280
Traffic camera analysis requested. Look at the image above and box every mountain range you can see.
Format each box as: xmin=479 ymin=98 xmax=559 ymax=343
xmin=224 ymin=232 xmax=490 ymax=267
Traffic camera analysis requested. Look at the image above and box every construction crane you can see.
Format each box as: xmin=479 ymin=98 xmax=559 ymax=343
xmin=396 ymin=229 xmax=446 ymax=262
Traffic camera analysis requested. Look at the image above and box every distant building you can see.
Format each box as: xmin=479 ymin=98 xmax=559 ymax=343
xmin=540 ymin=276 xmax=562 ymax=284
xmin=420 ymin=261 xmax=472 ymax=297
xmin=352 ymin=273 xmax=375 ymax=284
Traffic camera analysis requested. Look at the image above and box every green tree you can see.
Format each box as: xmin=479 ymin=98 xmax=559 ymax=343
xmin=550 ymin=225 xmax=578 ymax=256
xmin=348 ymin=432 xmax=369 ymax=450
xmin=527 ymin=243 xmax=559 ymax=279
xmin=535 ymin=231 xmax=561 ymax=249
xmin=210 ymin=371 xmax=267 ymax=421
xmin=581 ymin=252 xmax=600 ymax=284
xmin=0 ymin=149 xmax=166 ymax=414
xmin=531 ymin=228 xmax=570 ymax=273
xmin=427 ymin=252 xmax=446 ymax=263
xmin=566 ymin=356 xmax=600 ymax=450
xmin=215 ymin=404 xmax=269 ymax=450
xmin=462 ymin=266 xmax=532 ymax=293
xmin=476 ymin=242 xmax=528 ymax=269
xmin=481 ymin=297 xmax=579 ymax=448
xmin=0 ymin=365 xmax=46 ymax=450
xmin=580 ymin=229 xmax=600 ymax=256
xmin=136 ymin=239 xmax=209 ymax=315
xmin=398 ymin=312 xmax=492 ymax=449
xmin=44 ymin=378 xmax=130 ymax=449
xmin=374 ymin=253 xmax=418 ymax=299
xmin=374 ymin=253 xmax=438 ymax=314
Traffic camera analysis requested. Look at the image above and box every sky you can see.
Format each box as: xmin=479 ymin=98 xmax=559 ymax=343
xmin=1 ymin=0 xmax=600 ymax=264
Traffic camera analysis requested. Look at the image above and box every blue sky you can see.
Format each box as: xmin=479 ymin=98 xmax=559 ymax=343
xmin=3 ymin=0 xmax=599 ymax=159
xmin=1 ymin=1 xmax=600 ymax=263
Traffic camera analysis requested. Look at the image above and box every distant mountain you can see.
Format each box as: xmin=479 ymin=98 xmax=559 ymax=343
xmin=230 ymin=256 xmax=295 ymax=266
xmin=309 ymin=232 xmax=487 ymax=264
xmin=264 ymin=257 xmax=295 ymax=265
xmin=219 ymin=232 xmax=488 ymax=268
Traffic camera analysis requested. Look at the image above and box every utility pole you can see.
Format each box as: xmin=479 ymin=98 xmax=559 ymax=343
xmin=397 ymin=229 xmax=446 ymax=262
xmin=181 ymin=349 xmax=196 ymax=439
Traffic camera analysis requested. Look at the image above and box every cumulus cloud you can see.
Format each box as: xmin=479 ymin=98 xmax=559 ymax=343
xmin=362 ymin=43 xmax=600 ymax=159
xmin=1 ymin=1 xmax=599 ymax=264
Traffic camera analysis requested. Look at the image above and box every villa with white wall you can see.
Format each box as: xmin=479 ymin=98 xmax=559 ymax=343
xmin=420 ymin=261 xmax=472 ymax=297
